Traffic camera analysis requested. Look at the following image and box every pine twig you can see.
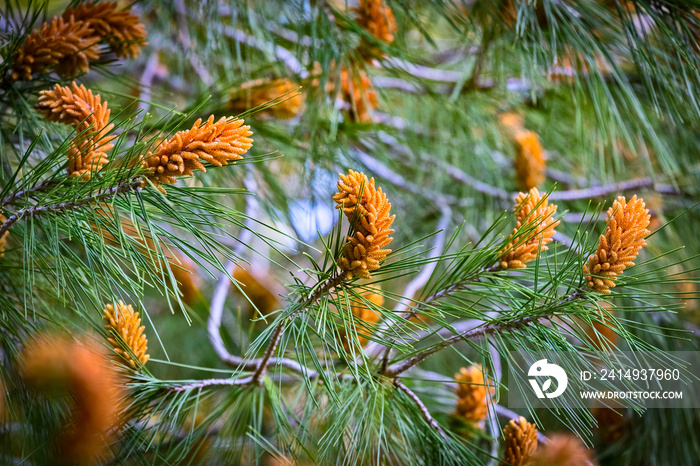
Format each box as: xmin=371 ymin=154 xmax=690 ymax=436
xmin=394 ymin=206 xmax=453 ymax=315
xmin=382 ymin=128 xmax=681 ymax=203
xmin=0 ymin=179 xmax=57 ymax=207
xmin=383 ymin=290 xmax=583 ymax=378
xmin=425 ymin=156 xmax=514 ymax=201
xmin=410 ymin=263 xmax=502 ymax=314
xmin=353 ymin=143 xmax=468 ymax=208
xmin=0 ymin=178 xmax=143 ymax=238
xmin=250 ymin=318 xmax=286 ymax=384
xmin=171 ymin=376 xmax=253 ymax=392
xmin=394 ymin=379 xmax=449 ymax=441
xmin=222 ymin=26 xmax=308 ymax=78
xmin=249 ymin=273 xmax=347 ymax=383
xmin=547 ymin=177 xmax=679 ymax=201
xmin=380 ymin=57 xmax=465 ymax=83
xmin=436 ymin=157 xmax=680 ymax=201
xmin=373 ymin=76 xmax=424 ymax=93
xmin=365 ymin=264 xmax=502 ymax=359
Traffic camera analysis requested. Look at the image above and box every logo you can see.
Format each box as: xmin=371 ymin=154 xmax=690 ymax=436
xmin=528 ymin=359 xmax=568 ymax=399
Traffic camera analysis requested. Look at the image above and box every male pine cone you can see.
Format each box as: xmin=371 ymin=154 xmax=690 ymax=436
xmin=103 ymin=301 xmax=149 ymax=368
xmin=36 ymin=82 xmax=115 ymax=178
xmin=455 ymin=365 xmax=492 ymax=423
xmin=514 ymin=130 xmax=546 ymax=191
xmin=353 ymin=0 xmax=398 ymax=58
xmin=12 ymin=1 xmax=146 ymax=80
xmin=501 ymin=416 xmax=538 ymax=466
xmin=500 ymin=188 xmax=559 ymax=269
xmin=228 ymin=78 xmax=304 ymax=119
xmin=583 ymin=195 xmax=650 ymax=294
xmin=142 ymin=115 xmax=253 ymax=190
xmin=532 ymin=433 xmax=598 ymax=466
xmin=63 ymin=1 xmax=147 ymax=59
xmin=11 ymin=17 xmax=99 ymax=80
xmin=334 ymin=170 xmax=394 ymax=279
xmin=20 ymin=334 xmax=124 ymax=463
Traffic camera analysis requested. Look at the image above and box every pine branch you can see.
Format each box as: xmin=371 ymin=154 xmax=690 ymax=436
xmin=375 ymin=261 xmax=505 ymax=356
xmin=353 ymin=144 xmax=468 ymax=208
xmin=0 ymin=179 xmax=57 ymax=207
xmin=410 ymin=263 xmax=502 ymax=314
xmin=250 ymin=317 xmax=286 ymax=384
xmin=171 ymin=376 xmax=253 ymax=392
xmin=0 ymin=177 xmax=143 ymax=237
xmin=373 ymin=76 xmax=424 ymax=93
xmin=377 ymin=124 xmax=682 ymax=204
xmin=394 ymin=379 xmax=449 ymax=441
xmin=548 ymin=177 xmax=679 ymax=201
xmin=483 ymin=342 xmax=503 ymax=462
xmin=394 ymin=208 xmax=453 ymax=315
xmin=434 ymin=158 xmax=681 ymax=202
xmin=383 ymin=290 xmax=584 ymax=378
xmin=364 ymin=266 xmax=502 ymax=360
xmin=381 ymin=57 xmax=465 ymax=83
xmin=210 ymin=261 xmax=344 ymax=382
xmin=416 ymin=151 xmax=513 ymax=201
xmin=207 ymin=176 xmax=257 ymax=366
xmin=249 ymin=272 xmax=346 ymax=378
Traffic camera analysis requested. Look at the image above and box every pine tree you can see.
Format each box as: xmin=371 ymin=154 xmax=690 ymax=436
xmin=1 ymin=1 xmax=699 ymax=465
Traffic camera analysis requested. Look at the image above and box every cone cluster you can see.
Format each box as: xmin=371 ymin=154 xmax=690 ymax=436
xmin=103 ymin=301 xmax=150 ymax=368
xmin=12 ymin=1 xmax=145 ymax=80
xmin=514 ymin=131 xmax=546 ymax=191
xmin=500 ymin=188 xmax=559 ymax=269
xmin=340 ymin=68 xmax=378 ymax=123
xmin=311 ymin=62 xmax=378 ymax=122
xmin=583 ymin=195 xmax=650 ymax=294
xmin=499 ymin=113 xmax=546 ymax=190
xmin=334 ymin=170 xmax=394 ymax=279
xmin=63 ymin=1 xmax=147 ymax=59
xmin=353 ymin=0 xmax=398 ymax=58
xmin=142 ymin=115 xmax=253 ymax=190
xmin=36 ymin=82 xmax=115 ymax=178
